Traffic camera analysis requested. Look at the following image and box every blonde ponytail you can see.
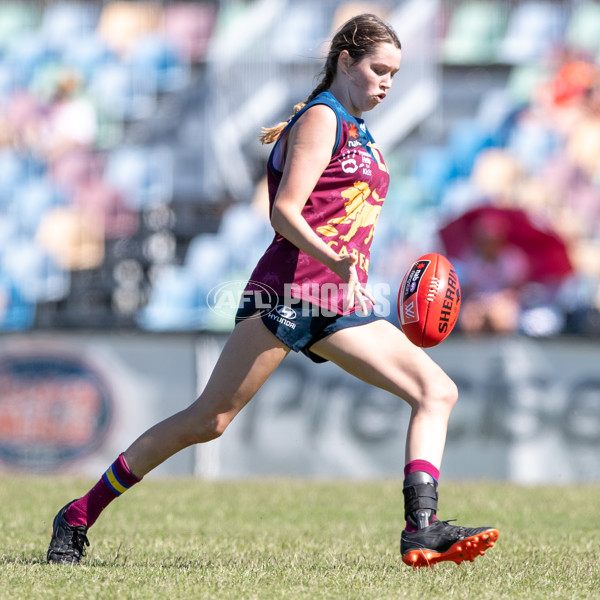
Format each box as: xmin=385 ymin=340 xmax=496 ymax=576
xmin=259 ymin=102 xmax=306 ymax=145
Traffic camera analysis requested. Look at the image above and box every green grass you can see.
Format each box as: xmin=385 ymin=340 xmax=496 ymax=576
xmin=1 ymin=478 xmax=599 ymax=599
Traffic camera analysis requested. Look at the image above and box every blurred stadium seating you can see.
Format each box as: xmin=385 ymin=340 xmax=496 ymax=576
xmin=0 ymin=0 xmax=598 ymax=338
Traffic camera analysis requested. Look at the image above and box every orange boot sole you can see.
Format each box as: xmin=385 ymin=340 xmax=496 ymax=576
xmin=402 ymin=528 xmax=499 ymax=568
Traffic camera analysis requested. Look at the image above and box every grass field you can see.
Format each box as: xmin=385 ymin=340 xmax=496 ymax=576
xmin=0 ymin=477 xmax=598 ymax=600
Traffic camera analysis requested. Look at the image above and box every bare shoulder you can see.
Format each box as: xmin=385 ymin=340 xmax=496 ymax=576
xmin=297 ymin=103 xmax=337 ymax=127
xmin=289 ymin=103 xmax=337 ymax=150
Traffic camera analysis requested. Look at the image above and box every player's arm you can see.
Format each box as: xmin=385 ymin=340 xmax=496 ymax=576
xmin=270 ymin=105 xmax=373 ymax=309
xmin=270 ymin=105 xmax=341 ymax=272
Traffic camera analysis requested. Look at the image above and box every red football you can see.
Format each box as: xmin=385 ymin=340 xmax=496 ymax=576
xmin=398 ymin=253 xmax=461 ymax=348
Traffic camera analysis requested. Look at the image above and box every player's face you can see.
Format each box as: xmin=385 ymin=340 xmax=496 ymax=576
xmin=344 ymin=43 xmax=402 ymax=115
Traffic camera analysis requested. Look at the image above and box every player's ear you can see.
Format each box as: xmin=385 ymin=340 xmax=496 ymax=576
xmin=338 ymin=50 xmax=352 ymax=75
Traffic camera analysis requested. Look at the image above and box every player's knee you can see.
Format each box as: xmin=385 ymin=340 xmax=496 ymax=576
xmin=421 ymin=375 xmax=458 ymax=414
xmin=443 ymin=378 xmax=459 ymax=410
xmin=200 ymin=413 xmax=231 ymax=442
xmin=182 ymin=411 xmax=232 ymax=445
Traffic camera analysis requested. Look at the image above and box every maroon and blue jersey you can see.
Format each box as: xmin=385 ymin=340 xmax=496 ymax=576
xmin=246 ymin=90 xmax=390 ymax=314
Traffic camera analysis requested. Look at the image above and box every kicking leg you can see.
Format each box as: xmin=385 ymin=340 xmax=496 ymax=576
xmin=310 ymin=319 xmax=498 ymax=567
xmin=310 ymin=318 xmax=457 ymax=469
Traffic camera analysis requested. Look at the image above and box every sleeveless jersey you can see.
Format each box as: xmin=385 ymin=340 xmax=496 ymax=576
xmin=246 ymin=90 xmax=389 ymax=314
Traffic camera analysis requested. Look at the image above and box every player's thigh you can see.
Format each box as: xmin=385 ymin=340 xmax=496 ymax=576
xmin=189 ymin=315 xmax=290 ymax=420
xmin=309 ymin=319 xmax=454 ymax=407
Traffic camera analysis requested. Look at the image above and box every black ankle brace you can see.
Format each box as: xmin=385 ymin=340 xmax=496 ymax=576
xmin=403 ymin=471 xmax=438 ymax=529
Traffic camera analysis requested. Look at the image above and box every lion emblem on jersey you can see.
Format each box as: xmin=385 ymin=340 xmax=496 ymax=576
xmin=316 ymin=181 xmax=383 ymax=243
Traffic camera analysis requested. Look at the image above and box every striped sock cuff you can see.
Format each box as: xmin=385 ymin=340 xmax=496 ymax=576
xmin=102 ymin=465 xmax=130 ymax=495
xmin=102 ymin=453 xmax=142 ymax=496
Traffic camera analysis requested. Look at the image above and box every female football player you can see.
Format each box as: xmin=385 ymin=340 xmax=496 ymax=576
xmin=47 ymin=13 xmax=498 ymax=568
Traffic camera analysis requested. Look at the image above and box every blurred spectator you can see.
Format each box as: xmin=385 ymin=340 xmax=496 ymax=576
xmin=162 ymin=2 xmax=218 ymax=64
xmin=97 ymin=1 xmax=162 ymax=57
xmin=536 ymin=54 xmax=600 ymax=135
xmin=3 ymin=89 xmax=46 ymax=154
xmin=566 ymin=114 xmax=600 ymax=181
xmin=471 ymin=148 xmax=523 ymax=205
xmin=455 ymin=212 xmax=530 ymax=335
xmin=36 ymin=205 xmax=105 ymax=270
xmin=441 ymin=201 xmax=573 ymax=337
xmin=2 ymin=67 xmax=98 ymax=161
xmin=40 ymin=69 xmax=98 ymax=160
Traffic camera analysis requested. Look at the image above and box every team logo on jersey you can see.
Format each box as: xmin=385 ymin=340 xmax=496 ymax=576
xmin=316 ymin=181 xmax=384 ymax=244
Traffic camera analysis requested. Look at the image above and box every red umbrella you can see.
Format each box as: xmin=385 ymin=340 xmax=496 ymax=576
xmin=439 ymin=205 xmax=573 ymax=284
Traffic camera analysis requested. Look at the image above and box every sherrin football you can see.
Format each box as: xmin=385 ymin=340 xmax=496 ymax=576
xmin=398 ymin=253 xmax=461 ymax=348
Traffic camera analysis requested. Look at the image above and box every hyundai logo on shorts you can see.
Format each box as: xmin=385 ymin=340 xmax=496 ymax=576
xmin=275 ymin=305 xmax=296 ymax=320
